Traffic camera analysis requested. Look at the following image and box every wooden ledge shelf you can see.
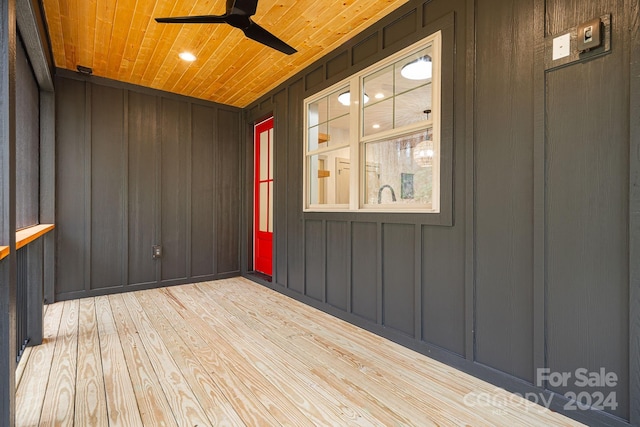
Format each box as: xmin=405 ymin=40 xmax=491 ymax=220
xmin=16 ymin=224 xmax=55 ymax=250
xmin=0 ymin=224 xmax=55 ymax=261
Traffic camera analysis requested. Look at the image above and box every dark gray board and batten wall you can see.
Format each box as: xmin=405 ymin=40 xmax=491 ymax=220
xmin=54 ymin=71 xmax=242 ymax=300
xmin=244 ymin=0 xmax=638 ymax=425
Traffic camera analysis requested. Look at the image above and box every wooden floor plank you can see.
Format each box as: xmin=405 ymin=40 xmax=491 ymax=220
xmin=94 ymin=295 xmax=144 ymax=427
xmin=16 ymin=278 xmax=585 ymax=427
xmin=38 ymin=300 xmax=79 ymax=427
xmin=108 ymin=294 xmax=178 ymax=427
xmin=202 ymin=280 xmax=475 ymax=424
xmin=132 ymin=290 xmax=248 ymax=425
xmin=119 ymin=292 xmax=212 ymax=426
xmin=216 ymin=279 xmax=578 ymax=427
xmin=194 ymin=282 xmax=443 ymax=426
xmin=74 ymin=298 xmax=108 ymax=426
xmin=173 ymin=284 xmax=400 ymax=426
xmin=201 ymin=279 xmax=582 ymax=427
xmin=16 ymin=302 xmax=63 ymax=427
xmin=153 ymin=286 xmax=316 ymax=426
xmin=15 ymin=347 xmax=33 ymax=390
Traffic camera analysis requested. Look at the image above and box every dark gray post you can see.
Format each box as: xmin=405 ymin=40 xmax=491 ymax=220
xmin=0 ymin=0 xmax=17 ymax=425
xmin=26 ymin=239 xmax=43 ymax=346
xmin=41 ymin=91 xmax=55 ymax=304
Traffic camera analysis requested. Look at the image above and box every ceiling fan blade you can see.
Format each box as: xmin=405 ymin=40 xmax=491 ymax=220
xmin=228 ymin=0 xmax=258 ymax=16
xmin=155 ymin=15 xmax=229 ymax=24
xmin=243 ymin=21 xmax=297 ymax=55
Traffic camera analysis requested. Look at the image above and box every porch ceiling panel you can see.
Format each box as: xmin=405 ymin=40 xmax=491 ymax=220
xmin=41 ymin=0 xmax=409 ymax=107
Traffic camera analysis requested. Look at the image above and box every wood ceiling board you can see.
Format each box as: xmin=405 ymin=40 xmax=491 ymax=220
xmin=115 ymin=0 xmax=158 ymax=80
xmin=42 ymin=0 xmax=411 ymax=107
xmin=45 ymin=0 xmax=65 ymax=68
xmin=93 ymin=0 xmax=118 ymax=71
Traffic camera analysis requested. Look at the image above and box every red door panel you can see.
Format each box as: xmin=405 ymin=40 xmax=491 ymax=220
xmin=254 ymin=117 xmax=274 ymax=276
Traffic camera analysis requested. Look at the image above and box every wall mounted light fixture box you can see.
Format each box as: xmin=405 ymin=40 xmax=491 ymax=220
xmin=577 ymin=17 xmax=602 ymax=53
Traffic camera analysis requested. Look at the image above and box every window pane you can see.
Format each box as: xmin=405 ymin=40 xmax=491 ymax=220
xmin=364 ymin=129 xmax=435 ymax=208
xmin=308 ymin=146 xmax=350 ymax=205
xmin=362 ymin=43 xmax=434 ymax=138
xmin=394 ymin=83 xmax=432 ymax=128
xmin=328 ymin=87 xmax=350 ymax=120
xmin=363 ymin=98 xmax=393 ymax=136
xmin=395 ymin=45 xmax=433 ymax=95
xmin=363 ymin=65 xmax=393 ymax=104
xmin=308 ymin=123 xmax=328 ymax=152
xmin=327 ymin=115 xmax=350 ymax=148
xmin=308 ymin=97 xmax=327 ymax=127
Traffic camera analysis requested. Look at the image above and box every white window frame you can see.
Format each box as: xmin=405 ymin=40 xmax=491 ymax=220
xmin=303 ymin=31 xmax=442 ymax=213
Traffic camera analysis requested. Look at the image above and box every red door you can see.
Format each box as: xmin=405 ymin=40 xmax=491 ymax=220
xmin=254 ymin=117 xmax=274 ymax=276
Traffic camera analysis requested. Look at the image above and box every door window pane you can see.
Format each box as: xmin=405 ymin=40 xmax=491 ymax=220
xmin=260 ymin=130 xmax=269 ymax=181
xmin=259 ymin=182 xmax=269 ymax=232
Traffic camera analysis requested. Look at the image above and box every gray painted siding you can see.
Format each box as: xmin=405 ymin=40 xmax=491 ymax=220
xmin=90 ymin=84 xmax=124 ymax=289
xmin=56 ymin=77 xmax=87 ymax=295
xmin=54 ymin=73 xmax=242 ymax=300
xmin=190 ymin=104 xmax=216 ymax=278
xmin=475 ymin=0 xmax=535 ymax=382
xmin=127 ymin=91 xmax=157 ymax=286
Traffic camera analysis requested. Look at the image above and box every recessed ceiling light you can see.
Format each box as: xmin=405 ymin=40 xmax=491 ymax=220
xmin=372 ymin=124 xmax=380 ymax=129
xmin=375 ymin=93 xmax=384 ymax=99
xmin=179 ymin=52 xmax=197 ymax=62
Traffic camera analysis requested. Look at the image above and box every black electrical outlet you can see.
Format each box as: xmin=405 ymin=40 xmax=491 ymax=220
xmin=152 ymin=245 xmax=162 ymax=259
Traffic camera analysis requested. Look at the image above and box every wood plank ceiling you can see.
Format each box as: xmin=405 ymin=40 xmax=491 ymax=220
xmin=41 ymin=0 xmax=410 ymax=107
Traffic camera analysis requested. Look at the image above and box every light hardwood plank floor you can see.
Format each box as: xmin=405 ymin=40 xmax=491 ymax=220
xmin=16 ymin=277 xmax=585 ymax=426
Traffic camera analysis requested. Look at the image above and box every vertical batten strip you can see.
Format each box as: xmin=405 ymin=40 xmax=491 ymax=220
xmin=84 ymin=82 xmax=92 ymax=292
xmin=122 ymin=89 xmax=129 ymax=287
xmin=532 ymin=0 xmax=546 ymax=384
xmin=376 ymin=222 xmax=383 ymax=325
xmin=40 ymin=89 xmax=56 ymax=303
xmin=346 ymin=220 xmax=352 ymax=314
xmin=414 ymin=224 xmax=422 ymax=341
xmin=628 ymin=0 xmax=640 ymax=424
xmin=463 ymin=0 xmax=476 ymax=362
xmin=185 ymin=103 xmax=192 ymax=280
xmin=154 ymin=97 xmax=162 ymax=284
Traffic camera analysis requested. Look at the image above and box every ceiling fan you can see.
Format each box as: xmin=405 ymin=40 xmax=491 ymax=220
xmin=155 ymin=0 xmax=297 ymax=55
